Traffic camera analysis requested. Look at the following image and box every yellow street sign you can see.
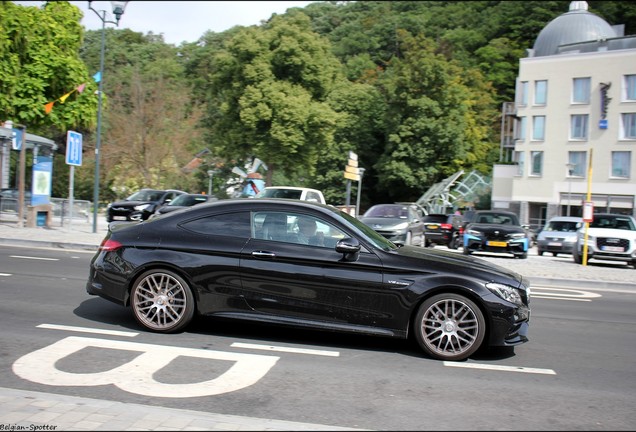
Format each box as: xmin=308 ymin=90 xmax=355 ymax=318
xmin=344 ymin=171 xmax=360 ymax=181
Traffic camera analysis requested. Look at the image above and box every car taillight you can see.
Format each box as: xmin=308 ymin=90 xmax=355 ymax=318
xmin=441 ymin=223 xmax=452 ymax=230
xmin=99 ymin=239 xmax=122 ymax=252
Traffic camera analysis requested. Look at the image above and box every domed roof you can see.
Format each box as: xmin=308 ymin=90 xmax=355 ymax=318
xmin=532 ymin=1 xmax=617 ymax=57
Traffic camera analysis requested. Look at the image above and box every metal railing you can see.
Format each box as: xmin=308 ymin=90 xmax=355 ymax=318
xmin=0 ymin=197 xmax=93 ymax=227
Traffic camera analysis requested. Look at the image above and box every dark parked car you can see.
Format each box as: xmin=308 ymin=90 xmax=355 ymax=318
xmin=358 ymin=203 xmax=426 ymax=247
xmin=153 ymin=193 xmax=217 ymax=217
xmin=87 ymin=199 xmax=531 ymax=361
xmin=106 ymin=189 xmax=186 ymax=222
xmin=422 ymin=213 xmax=464 ymax=249
xmin=463 ymin=210 xmax=530 ymax=259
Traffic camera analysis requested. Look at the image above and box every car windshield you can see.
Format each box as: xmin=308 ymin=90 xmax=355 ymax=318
xmin=423 ymin=215 xmax=448 ymax=223
xmin=127 ymin=190 xmax=163 ymax=201
xmin=474 ymin=212 xmax=520 ymax=225
xmin=590 ymin=215 xmax=636 ymax=230
xmin=363 ymin=205 xmax=409 ymax=219
xmin=256 ymin=189 xmax=303 ymax=199
xmin=545 ymin=221 xmax=581 ymax=232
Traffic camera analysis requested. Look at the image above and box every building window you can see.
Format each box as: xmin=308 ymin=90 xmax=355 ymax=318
xmin=514 ymin=151 xmax=524 ymax=176
xmin=621 ymin=113 xmax=636 ymax=139
xmin=517 ymin=81 xmax=528 ymax=106
xmin=572 ymin=77 xmax=591 ymax=104
xmin=611 ymin=151 xmax=631 ymax=178
xmin=530 ymin=151 xmax=543 ymax=176
xmin=515 ymin=116 xmax=526 ymax=141
xmin=534 ymin=80 xmax=547 ymax=105
xmin=570 ymin=114 xmax=589 ymax=140
xmin=532 ymin=116 xmax=545 ymax=141
xmin=624 ymin=75 xmax=636 ymax=101
xmin=568 ymin=151 xmax=587 ymax=177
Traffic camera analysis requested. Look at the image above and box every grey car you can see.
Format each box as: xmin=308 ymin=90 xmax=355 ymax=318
xmin=536 ymin=216 xmax=583 ymax=256
xmin=359 ymin=203 xmax=426 ymax=247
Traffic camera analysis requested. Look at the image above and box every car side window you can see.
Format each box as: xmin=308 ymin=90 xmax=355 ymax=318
xmin=254 ymin=211 xmax=345 ymax=248
xmin=180 ymin=212 xmax=251 ymax=238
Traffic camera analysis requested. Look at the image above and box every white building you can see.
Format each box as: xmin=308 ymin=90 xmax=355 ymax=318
xmin=493 ymin=1 xmax=636 ymax=230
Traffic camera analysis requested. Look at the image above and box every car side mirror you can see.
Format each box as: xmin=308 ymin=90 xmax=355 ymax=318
xmin=336 ymin=237 xmax=361 ymax=262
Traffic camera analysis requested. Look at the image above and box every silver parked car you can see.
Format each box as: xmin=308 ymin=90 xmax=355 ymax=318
xmin=536 ymin=216 xmax=583 ymax=256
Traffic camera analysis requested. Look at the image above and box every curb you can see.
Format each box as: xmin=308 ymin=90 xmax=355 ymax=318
xmin=0 ymin=237 xmax=99 ymax=252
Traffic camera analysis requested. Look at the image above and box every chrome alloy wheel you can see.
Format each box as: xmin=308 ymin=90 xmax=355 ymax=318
xmin=131 ymin=270 xmax=194 ymax=332
xmin=415 ymin=293 xmax=485 ymax=361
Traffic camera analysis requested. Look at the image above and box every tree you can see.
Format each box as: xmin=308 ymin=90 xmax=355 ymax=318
xmin=203 ymin=11 xmax=344 ymax=185
xmin=374 ymin=31 xmax=498 ymax=202
xmin=0 ymin=1 xmax=97 ymax=130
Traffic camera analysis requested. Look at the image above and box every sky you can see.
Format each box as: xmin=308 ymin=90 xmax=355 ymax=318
xmin=14 ymin=1 xmax=317 ymax=45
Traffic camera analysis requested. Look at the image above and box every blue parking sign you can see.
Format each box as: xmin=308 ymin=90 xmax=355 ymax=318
xmin=66 ymin=130 xmax=82 ymax=166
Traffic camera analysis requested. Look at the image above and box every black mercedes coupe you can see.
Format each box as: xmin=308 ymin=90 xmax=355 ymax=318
xmin=86 ymin=199 xmax=530 ymax=361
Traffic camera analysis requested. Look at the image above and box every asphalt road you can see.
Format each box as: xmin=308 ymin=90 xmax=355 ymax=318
xmin=1 ymin=244 xmax=635 ymax=430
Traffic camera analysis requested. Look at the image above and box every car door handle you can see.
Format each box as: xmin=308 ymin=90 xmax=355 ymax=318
xmin=251 ymin=251 xmax=276 ymax=258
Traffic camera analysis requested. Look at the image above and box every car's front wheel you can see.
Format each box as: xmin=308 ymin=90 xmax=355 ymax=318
xmin=131 ymin=269 xmax=195 ymax=333
xmin=414 ymin=293 xmax=486 ymax=361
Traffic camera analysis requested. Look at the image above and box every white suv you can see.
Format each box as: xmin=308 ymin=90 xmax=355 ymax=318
xmin=572 ymin=213 xmax=636 ymax=268
xmin=255 ymin=186 xmax=326 ymax=205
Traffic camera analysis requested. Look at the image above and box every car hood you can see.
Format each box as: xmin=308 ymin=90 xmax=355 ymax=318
xmin=110 ymin=200 xmax=153 ymax=208
xmin=468 ymin=223 xmax=526 ymax=234
xmin=157 ymin=206 xmax=189 ymax=214
xmin=392 ymin=245 xmax=525 ymax=286
xmin=360 ymin=217 xmax=408 ymax=229
xmin=584 ymin=227 xmax=636 ymax=239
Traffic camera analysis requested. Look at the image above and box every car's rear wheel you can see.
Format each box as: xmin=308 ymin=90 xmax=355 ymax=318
xmin=131 ymin=269 xmax=195 ymax=333
xmin=414 ymin=293 xmax=486 ymax=361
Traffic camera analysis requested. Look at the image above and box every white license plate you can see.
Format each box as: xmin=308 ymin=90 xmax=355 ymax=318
xmin=601 ymin=246 xmax=624 ymax=252
xmin=113 ymin=216 xmax=127 ymax=221
xmin=548 ymin=242 xmax=562 ymax=247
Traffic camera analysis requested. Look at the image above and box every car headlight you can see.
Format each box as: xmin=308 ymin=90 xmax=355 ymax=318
xmin=510 ymin=233 xmax=526 ymax=239
xmin=134 ymin=204 xmax=152 ymax=211
xmin=467 ymin=229 xmax=482 ymax=236
xmin=394 ymin=222 xmax=409 ymax=230
xmin=486 ymin=282 xmax=523 ymax=306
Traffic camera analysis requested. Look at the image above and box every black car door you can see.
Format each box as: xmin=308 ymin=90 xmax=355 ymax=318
xmin=239 ymin=211 xmax=391 ymax=331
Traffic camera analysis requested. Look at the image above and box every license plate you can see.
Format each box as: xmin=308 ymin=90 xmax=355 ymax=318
xmin=113 ymin=216 xmax=127 ymax=221
xmin=487 ymin=241 xmax=507 ymax=247
xmin=548 ymin=242 xmax=562 ymax=247
xmin=427 ymin=225 xmax=438 ymax=229
xmin=601 ymin=246 xmax=624 ymax=252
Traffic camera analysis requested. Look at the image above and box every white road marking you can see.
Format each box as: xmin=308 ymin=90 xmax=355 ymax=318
xmin=13 ymin=336 xmax=279 ymax=398
xmin=37 ymin=323 xmax=139 ymax=337
xmin=0 ymin=273 xmax=11 ymax=276
xmin=444 ymin=362 xmax=556 ymax=375
xmin=531 ymin=287 xmax=601 ymax=302
xmin=232 ymin=342 xmax=340 ymax=357
xmin=10 ymin=255 xmax=59 ymax=261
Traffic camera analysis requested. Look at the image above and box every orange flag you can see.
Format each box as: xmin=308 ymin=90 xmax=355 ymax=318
xmin=44 ymin=102 xmax=55 ymax=114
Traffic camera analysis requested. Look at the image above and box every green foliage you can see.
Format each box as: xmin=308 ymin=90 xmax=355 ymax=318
xmin=0 ymin=1 xmax=97 ymax=130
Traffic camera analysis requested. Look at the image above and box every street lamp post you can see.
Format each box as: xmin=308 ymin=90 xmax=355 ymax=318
xmin=566 ymin=163 xmax=575 ymax=216
xmin=88 ymin=1 xmax=128 ymax=233
xmin=355 ymin=167 xmax=366 ymax=217
xmin=207 ymin=170 xmax=215 ymax=195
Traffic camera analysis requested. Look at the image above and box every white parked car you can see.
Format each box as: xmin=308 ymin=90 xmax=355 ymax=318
xmin=572 ymin=213 xmax=636 ymax=268
xmin=255 ymin=186 xmax=326 ymax=205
